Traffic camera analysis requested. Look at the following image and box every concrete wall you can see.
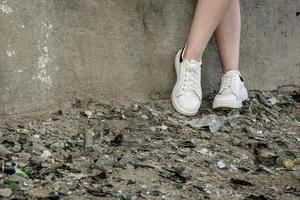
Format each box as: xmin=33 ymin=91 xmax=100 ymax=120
xmin=0 ymin=0 xmax=299 ymax=114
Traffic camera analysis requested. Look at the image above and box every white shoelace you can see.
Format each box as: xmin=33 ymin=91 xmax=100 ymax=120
xmin=182 ymin=63 xmax=201 ymax=96
xmin=219 ymin=74 xmax=239 ymax=95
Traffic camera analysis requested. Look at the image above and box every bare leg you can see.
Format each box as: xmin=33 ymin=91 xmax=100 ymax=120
xmin=184 ymin=0 xmax=231 ymax=61
xmin=215 ymin=0 xmax=241 ymax=72
xmin=212 ymin=1 xmax=248 ymax=110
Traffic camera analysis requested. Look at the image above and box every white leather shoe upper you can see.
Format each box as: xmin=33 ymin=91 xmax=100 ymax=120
xmin=171 ymin=49 xmax=202 ymax=116
xmin=213 ymin=70 xmax=248 ymax=109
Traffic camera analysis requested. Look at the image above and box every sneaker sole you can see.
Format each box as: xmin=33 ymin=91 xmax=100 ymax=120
xmin=213 ymin=89 xmax=249 ymax=110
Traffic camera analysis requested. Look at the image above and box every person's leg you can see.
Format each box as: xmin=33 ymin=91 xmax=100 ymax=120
xmin=212 ymin=0 xmax=248 ymax=109
xmin=172 ymin=0 xmax=233 ymax=116
xmin=184 ymin=0 xmax=231 ymax=61
xmin=215 ymin=0 xmax=241 ymax=72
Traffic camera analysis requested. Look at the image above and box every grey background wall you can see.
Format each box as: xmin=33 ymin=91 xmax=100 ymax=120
xmin=0 ymin=0 xmax=299 ymax=115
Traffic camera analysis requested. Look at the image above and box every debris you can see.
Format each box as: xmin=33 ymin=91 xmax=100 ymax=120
xmin=216 ymin=160 xmax=226 ymax=169
xmin=243 ymin=127 xmax=266 ymax=141
xmin=257 ymin=93 xmax=273 ymax=107
xmin=28 ymin=188 xmax=50 ymax=198
xmin=230 ymin=178 xmax=253 ymax=187
xmin=268 ymin=97 xmax=278 ymax=105
xmin=186 ymin=114 xmax=223 ymax=133
xmin=180 ymin=140 xmax=196 ymax=148
xmin=111 ymin=134 xmax=124 ymax=146
xmin=0 ymin=89 xmax=298 ymax=199
xmin=291 ymin=91 xmax=300 ymax=102
xmin=7 ymin=174 xmax=27 ymax=183
xmin=160 ymin=165 xmax=191 ymax=183
xmin=1 ymin=164 xmax=16 ymax=175
xmin=87 ymin=187 xmax=113 ymax=197
xmin=0 ymin=188 xmax=13 ymax=198
xmin=132 ymin=104 xmax=139 ymax=112
xmin=15 ymin=168 xmax=29 ymax=179
xmin=82 ymin=111 xmax=93 ymax=118
xmin=40 ymin=149 xmax=52 ymax=160
xmin=229 ymin=164 xmax=239 ymax=172
xmin=6 ymin=183 xmax=21 ymax=192
xmin=282 ymin=159 xmax=294 ymax=169
xmin=141 ymin=114 xmax=149 ymax=120
xmin=118 ymin=193 xmax=135 ymax=200
xmin=127 ymin=179 xmax=136 ymax=185
xmin=244 ymin=194 xmax=271 ymax=200
xmin=283 ymin=185 xmax=300 ymax=196
xmin=93 ymin=171 xmax=107 ymax=180
xmin=150 ymin=90 xmax=162 ymax=100
xmin=160 ymin=125 xmax=168 ymax=131
xmin=0 ymin=144 xmax=12 ymax=155
xmin=274 ymin=140 xmax=289 ymax=150
xmin=253 ymin=143 xmax=278 ymax=166
xmin=291 ymin=166 xmax=300 ymax=180
xmin=147 ymin=185 xmax=166 ymax=197
xmin=84 ymin=129 xmax=95 ymax=152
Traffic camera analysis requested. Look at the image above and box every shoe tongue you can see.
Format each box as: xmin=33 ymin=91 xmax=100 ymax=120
xmin=183 ymin=60 xmax=202 ymax=71
xmin=224 ymin=70 xmax=240 ymax=76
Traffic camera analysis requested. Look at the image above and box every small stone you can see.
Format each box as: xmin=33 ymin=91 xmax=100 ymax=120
xmin=141 ymin=114 xmax=149 ymax=120
xmin=160 ymin=125 xmax=168 ymax=131
xmin=150 ymin=127 xmax=156 ymax=133
xmin=84 ymin=111 xmax=93 ymax=118
xmin=217 ymin=160 xmax=226 ymax=169
xmin=254 ymin=144 xmax=278 ymax=166
xmin=13 ymin=144 xmax=22 ymax=152
xmin=32 ymin=142 xmax=47 ymax=154
xmin=291 ymin=166 xmax=300 ymax=180
xmin=33 ymin=134 xmax=40 ymax=139
xmin=229 ymin=165 xmax=239 ymax=172
xmin=132 ymin=104 xmax=139 ymax=112
xmin=0 ymin=188 xmax=12 ymax=198
xmin=41 ymin=150 xmax=52 ymax=160
xmin=28 ymin=188 xmax=50 ymax=198
xmin=268 ymin=97 xmax=278 ymax=105
xmin=198 ymin=148 xmax=209 ymax=155
xmin=0 ymin=144 xmax=12 ymax=155
xmin=7 ymin=174 xmax=27 ymax=183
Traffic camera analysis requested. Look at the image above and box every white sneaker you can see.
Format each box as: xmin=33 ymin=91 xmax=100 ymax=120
xmin=213 ymin=70 xmax=248 ymax=109
xmin=171 ymin=49 xmax=202 ymax=116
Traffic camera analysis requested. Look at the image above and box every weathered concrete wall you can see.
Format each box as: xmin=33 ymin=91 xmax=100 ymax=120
xmin=0 ymin=0 xmax=299 ymax=114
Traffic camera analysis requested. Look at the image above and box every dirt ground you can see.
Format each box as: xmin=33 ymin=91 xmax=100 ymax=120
xmin=0 ymin=87 xmax=299 ymax=200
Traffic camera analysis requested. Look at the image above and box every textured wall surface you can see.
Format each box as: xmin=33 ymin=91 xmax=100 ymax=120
xmin=0 ymin=0 xmax=299 ymax=114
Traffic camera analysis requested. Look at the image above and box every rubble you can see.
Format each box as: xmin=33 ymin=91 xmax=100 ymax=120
xmin=0 ymin=188 xmax=12 ymax=198
xmin=0 ymin=89 xmax=299 ymax=200
xmin=186 ymin=114 xmax=223 ymax=133
xmin=216 ymin=160 xmax=226 ymax=169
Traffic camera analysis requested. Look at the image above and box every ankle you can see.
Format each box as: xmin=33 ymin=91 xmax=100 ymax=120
xmin=182 ymin=46 xmax=203 ymax=63
xmin=223 ymin=68 xmax=239 ymax=74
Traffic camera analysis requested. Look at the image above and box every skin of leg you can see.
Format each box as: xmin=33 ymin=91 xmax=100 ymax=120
xmin=184 ymin=0 xmax=231 ymax=61
xmin=215 ymin=0 xmax=241 ymax=72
